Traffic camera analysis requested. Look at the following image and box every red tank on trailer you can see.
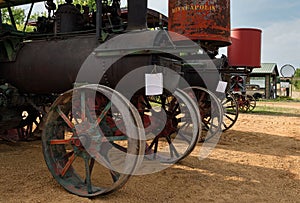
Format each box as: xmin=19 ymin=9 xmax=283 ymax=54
xmin=168 ymin=0 xmax=231 ymax=48
xmin=228 ymin=28 xmax=262 ymax=68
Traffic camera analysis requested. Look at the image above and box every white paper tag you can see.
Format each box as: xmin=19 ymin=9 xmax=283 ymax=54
xmin=145 ymin=73 xmax=163 ymax=95
xmin=216 ymin=81 xmax=228 ymax=93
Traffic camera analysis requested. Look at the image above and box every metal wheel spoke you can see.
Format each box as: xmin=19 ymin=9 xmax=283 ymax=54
xmin=50 ymin=139 xmax=72 ymax=145
xmin=222 ymin=99 xmax=231 ymax=105
xmin=225 ymin=105 xmax=236 ymax=109
xmin=110 ymin=170 xmax=120 ymax=182
xmin=62 ymin=151 xmax=74 ymax=160
xmin=222 ymin=122 xmax=229 ymax=129
xmin=166 ymin=136 xmax=180 ymax=158
xmin=84 ymin=157 xmax=93 ymax=194
xmin=146 ymin=137 xmax=158 ymax=153
xmin=161 ymin=96 xmax=166 ymax=110
xmin=95 ymin=102 xmax=111 ymax=126
xmin=226 ymin=111 xmax=237 ymax=116
xmin=89 ymin=158 xmax=95 ymax=175
xmin=56 ymin=106 xmax=74 ymax=129
xmin=224 ymin=114 xmax=235 ymax=122
xmin=173 ymin=103 xmax=180 ymax=114
xmin=111 ymin=142 xmax=128 ymax=153
xmin=80 ymin=91 xmax=86 ymax=121
xmin=177 ymin=130 xmax=192 ymax=143
xmin=142 ymin=95 xmax=152 ymax=109
xmin=180 ymin=121 xmax=190 ymax=129
xmin=61 ymin=153 xmax=76 ymax=177
xmin=83 ymin=103 xmax=95 ymax=123
xmin=153 ymin=139 xmax=159 ymax=159
xmin=202 ymin=121 xmax=210 ymax=130
xmin=208 ymin=122 xmax=219 ymax=130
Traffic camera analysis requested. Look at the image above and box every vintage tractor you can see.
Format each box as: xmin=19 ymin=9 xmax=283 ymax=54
xmin=0 ymin=0 xmax=261 ymax=197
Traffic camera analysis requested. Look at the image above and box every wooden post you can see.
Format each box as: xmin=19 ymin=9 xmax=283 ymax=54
xmin=265 ymin=74 xmax=270 ymax=99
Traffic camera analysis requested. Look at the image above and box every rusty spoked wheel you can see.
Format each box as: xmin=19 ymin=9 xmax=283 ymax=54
xmin=42 ymin=85 xmax=145 ymax=197
xmin=234 ymin=93 xmax=250 ymax=112
xmin=246 ymin=94 xmax=256 ymax=112
xmin=184 ymin=86 xmax=223 ymax=142
xmin=221 ymin=92 xmax=239 ymax=131
xmin=134 ymin=88 xmax=201 ymax=165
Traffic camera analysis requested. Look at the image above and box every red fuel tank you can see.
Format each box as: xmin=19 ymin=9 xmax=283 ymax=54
xmin=168 ymin=0 xmax=231 ymax=48
xmin=228 ymin=28 xmax=262 ymax=68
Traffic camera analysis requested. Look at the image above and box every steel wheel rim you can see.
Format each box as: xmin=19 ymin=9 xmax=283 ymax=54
xmin=184 ymin=86 xmax=223 ymax=142
xmin=134 ymin=88 xmax=201 ymax=167
xmin=42 ymin=85 xmax=145 ymax=197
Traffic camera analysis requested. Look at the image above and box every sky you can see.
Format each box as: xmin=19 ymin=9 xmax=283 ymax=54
xmin=25 ymin=0 xmax=300 ymax=70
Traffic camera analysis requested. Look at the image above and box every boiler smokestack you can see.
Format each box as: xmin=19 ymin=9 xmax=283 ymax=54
xmin=127 ymin=0 xmax=148 ymax=30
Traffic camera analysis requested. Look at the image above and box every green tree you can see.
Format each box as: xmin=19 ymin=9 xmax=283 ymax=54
xmin=24 ymin=11 xmax=48 ymax=32
xmin=292 ymin=68 xmax=300 ymax=90
xmin=1 ymin=7 xmax=25 ymax=26
xmin=72 ymin=0 xmax=100 ymax=11
xmin=29 ymin=11 xmax=47 ymax=21
xmin=70 ymin=0 xmax=113 ymax=12
xmin=294 ymin=68 xmax=300 ymax=77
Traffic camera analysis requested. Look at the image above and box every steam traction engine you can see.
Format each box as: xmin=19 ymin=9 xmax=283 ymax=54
xmin=168 ymin=0 xmax=239 ymax=131
xmin=0 ymin=0 xmax=205 ymax=196
xmin=0 ymin=0 xmax=261 ymax=197
xmin=227 ymin=28 xmax=262 ymax=112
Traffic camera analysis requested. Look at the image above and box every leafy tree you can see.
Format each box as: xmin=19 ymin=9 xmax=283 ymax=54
xmin=292 ymin=68 xmax=300 ymax=90
xmin=54 ymin=0 xmax=100 ymax=11
xmin=30 ymin=11 xmax=47 ymax=21
xmin=72 ymin=0 xmax=106 ymax=12
xmin=294 ymin=68 xmax=300 ymax=78
xmin=1 ymin=5 xmax=49 ymax=32
xmin=1 ymin=0 xmax=117 ymax=31
xmin=71 ymin=0 xmax=113 ymax=12
xmin=1 ymin=7 xmax=25 ymax=26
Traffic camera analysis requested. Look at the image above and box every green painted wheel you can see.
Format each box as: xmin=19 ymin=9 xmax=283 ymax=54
xmin=42 ymin=85 xmax=145 ymax=197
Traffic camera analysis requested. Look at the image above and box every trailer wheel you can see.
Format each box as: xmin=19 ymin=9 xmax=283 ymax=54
xmin=42 ymin=85 xmax=145 ymax=197
xmin=221 ymin=92 xmax=239 ymax=131
xmin=184 ymin=86 xmax=223 ymax=141
xmin=246 ymin=95 xmax=256 ymax=112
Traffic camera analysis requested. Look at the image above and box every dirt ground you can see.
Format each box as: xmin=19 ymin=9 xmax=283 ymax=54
xmin=0 ymin=101 xmax=299 ymax=203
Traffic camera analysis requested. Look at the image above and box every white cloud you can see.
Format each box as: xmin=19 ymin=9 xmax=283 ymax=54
xmin=262 ymin=19 xmax=300 ymax=68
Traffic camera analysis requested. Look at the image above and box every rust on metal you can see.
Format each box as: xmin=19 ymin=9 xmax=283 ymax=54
xmin=168 ymin=0 xmax=231 ymax=48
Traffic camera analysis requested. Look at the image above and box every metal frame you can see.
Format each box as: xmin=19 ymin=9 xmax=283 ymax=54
xmin=96 ymin=0 xmax=102 ymax=40
xmin=23 ymin=2 xmax=34 ymax=32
